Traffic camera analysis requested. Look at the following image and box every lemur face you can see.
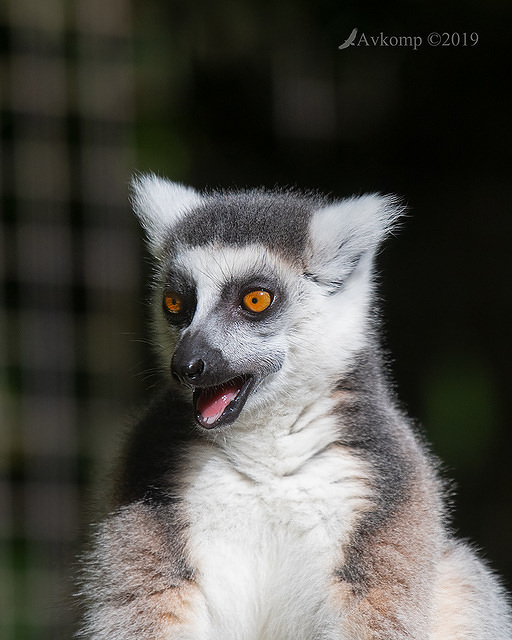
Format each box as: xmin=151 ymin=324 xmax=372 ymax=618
xmin=131 ymin=175 xmax=402 ymax=431
xmin=160 ymin=245 xmax=295 ymax=429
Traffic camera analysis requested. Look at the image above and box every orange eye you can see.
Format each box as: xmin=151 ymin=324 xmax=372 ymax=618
xmin=242 ymin=290 xmax=272 ymax=313
xmin=164 ymin=292 xmax=182 ymax=314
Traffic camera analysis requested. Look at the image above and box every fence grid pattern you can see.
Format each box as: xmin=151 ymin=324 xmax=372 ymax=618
xmin=1 ymin=2 xmax=139 ymax=638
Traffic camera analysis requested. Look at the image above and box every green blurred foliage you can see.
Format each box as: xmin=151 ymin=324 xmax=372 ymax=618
xmin=423 ymin=354 xmax=499 ymax=469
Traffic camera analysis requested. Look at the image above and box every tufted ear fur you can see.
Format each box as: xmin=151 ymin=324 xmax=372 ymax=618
xmin=130 ymin=174 xmax=203 ymax=256
xmin=306 ymin=194 xmax=403 ymax=292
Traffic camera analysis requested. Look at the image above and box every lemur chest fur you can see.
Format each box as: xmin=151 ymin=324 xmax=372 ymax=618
xmin=180 ymin=412 xmax=372 ymax=637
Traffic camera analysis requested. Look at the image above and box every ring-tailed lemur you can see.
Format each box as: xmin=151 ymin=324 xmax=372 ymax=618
xmin=77 ymin=175 xmax=512 ymax=639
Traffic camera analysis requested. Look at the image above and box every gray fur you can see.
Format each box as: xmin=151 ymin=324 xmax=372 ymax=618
xmin=167 ymin=188 xmax=326 ymax=261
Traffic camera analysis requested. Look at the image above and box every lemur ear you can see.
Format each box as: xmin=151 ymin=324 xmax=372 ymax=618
xmin=130 ymin=173 xmax=203 ymax=255
xmin=306 ymin=194 xmax=403 ymax=291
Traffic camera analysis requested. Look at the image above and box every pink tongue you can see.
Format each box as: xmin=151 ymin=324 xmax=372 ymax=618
xmin=197 ymin=382 xmax=241 ymax=419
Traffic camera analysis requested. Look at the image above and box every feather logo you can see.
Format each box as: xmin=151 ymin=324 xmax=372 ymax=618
xmin=338 ymin=28 xmax=358 ymax=50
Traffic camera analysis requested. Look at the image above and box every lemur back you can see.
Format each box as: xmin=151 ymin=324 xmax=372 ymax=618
xmin=77 ymin=175 xmax=512 ymax=639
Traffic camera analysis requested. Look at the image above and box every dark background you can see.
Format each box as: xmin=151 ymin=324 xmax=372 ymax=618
xmin=1 ymin=1 xmax=511 ymax=638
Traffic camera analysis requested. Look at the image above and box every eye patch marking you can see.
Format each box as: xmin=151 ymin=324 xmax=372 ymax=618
xmin=161 ymin=272 xmax=197 ymax=326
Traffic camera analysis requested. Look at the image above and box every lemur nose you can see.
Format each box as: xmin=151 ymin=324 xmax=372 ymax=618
xmin=185 ymin=358 xmax=205 ymax=379
xmin=172 ymin=357 xmax=205 ymax=386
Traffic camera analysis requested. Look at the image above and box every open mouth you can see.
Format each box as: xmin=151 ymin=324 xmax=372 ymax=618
xmin=193 ymin=375 xmax=254 ymax=429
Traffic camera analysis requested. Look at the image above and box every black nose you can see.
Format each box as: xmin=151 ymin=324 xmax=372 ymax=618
xmin=171 ymin=356 xmax=205 ymax=386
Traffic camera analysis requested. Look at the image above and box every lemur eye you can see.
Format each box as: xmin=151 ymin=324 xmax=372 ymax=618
xmin=242 ymin=290 xmax=273 ymax=313
xmin=163 ymin=291 xmax=182 ymax=314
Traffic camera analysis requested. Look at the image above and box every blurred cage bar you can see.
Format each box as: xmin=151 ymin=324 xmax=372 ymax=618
xmin=0 ymin=0 xmax=139 ymax=638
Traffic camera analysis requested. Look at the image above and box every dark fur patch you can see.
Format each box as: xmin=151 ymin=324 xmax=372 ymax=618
xmin=335 ymin=352 xmax=415 ymax=518
xmin=332 ymin=351 xmax=440 ymax=595
xmin=113 ymin=388 xmax=196 ymax=506
xmin=111 ymin=388 xmax=197 ymax=583
xmin=164 ymin=188 xmax=327 ymax=261
xmin=329 ymin=355 xmax=443 ymax=637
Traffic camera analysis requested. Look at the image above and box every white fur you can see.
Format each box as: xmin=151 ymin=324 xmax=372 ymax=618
xmin=306 ymin=194 xmax=403 ymax=290
xmin=181 ymin=400 xmax=374 ymax=640
xmin=130 ymin=174 xmax=203 ymax=256
xmin=431 ymin=542 xmax=512 ymax=640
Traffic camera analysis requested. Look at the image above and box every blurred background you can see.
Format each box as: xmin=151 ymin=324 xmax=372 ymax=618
xmin=1 ymin=0 xmax=511 ymax=637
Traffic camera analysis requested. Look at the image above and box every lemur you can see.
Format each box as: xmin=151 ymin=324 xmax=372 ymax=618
xmin=77 ymin=175 xmax=512 ymax=639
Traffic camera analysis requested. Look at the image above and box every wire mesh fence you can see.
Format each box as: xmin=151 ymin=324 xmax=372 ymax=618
xmin=1 ymin=1 xmax=139 ymax=637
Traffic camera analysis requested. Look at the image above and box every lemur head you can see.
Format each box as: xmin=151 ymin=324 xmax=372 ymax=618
xmin=131 ymin=174 xmax=402 ymax=431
